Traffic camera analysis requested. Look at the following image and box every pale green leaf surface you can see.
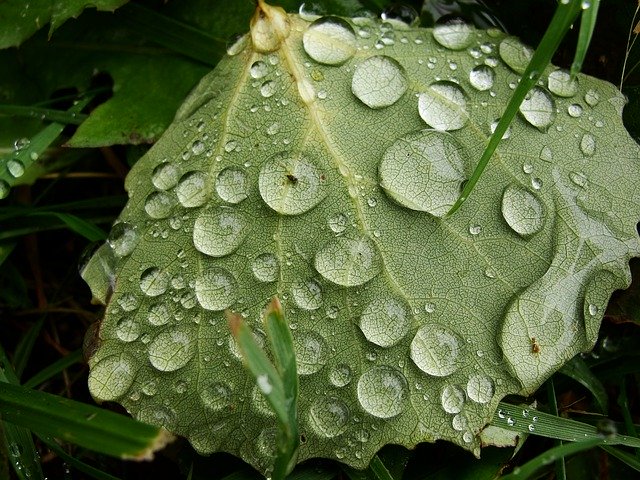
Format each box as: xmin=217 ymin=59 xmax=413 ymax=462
xmin=82 ymin=6 xmax=640 ymax=474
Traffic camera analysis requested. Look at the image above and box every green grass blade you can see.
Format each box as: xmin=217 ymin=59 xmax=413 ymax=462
xmin=13 ymin=319 xmax=45 ymax=380
xmin=0 ymin=104 xmax=88 ymax=125
xmin=447 ymin=0 xmax=583 ymax=216
xmin=23 ymin=349 xmax=83 ymax=389
xmin=571 ymin=0 xmax=600 ymax=76
xmin=492 ymin=401 xmax=640 ymax=448
xmin=368 ymin=455 xmax=394 ymax=480
xmin=0 ymin=240 xmax=16 ymax=266
xmin=29 ymin=212 xmax=107 ymax=241
xmin=117 ymin=3 xmax=224 ymax=67
xmin=600 ymin=445 xmax=640 ymax=472
xmin=0 ymin=382 xmax=173 ymax=459
xmin=617 ymin=377 xmax=639 ymax=440
xmin=38 ymin=435 xmax=122 ymax=480
xmin=501 ymin=438 xmax=604 ymax=480
xmin=287 ymin=464 xmax=338 ymax=480
xmin=547 ymin=378 xmax=566 ymax=480
xmin=559 ymin=356 xmax=608 ymax=413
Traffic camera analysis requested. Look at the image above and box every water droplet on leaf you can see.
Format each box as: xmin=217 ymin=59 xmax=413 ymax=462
xmin=309 ymin=396 xmax=350 ymax=437
xmin=501 ymin=184 xmax=544 ymax=236
xmin=432 ymin=18 xmax=473 ymax=50
xmin=216 ymin=167 xmax=249 ymax=204
xmin=352 ymin=55 xmax=408 ymax=109
xmin=252 ymin=253 xmax=279 ymax=282
xmin=519 ymin=87 xmax=556 ymax=129
xmin=466 ymin=374 xmax=494 ymax=403
xmin=176 ymin=171 xmax=208 ymax=207
xmin=303 ymin=16 xmax=357 ymax=65
xmin=411 ymin=325 xmax=464 ymax=376
xmin=315 ymin=236 xmax=382 ymax=286
xmin=418 ymin=81 xmax=469 ymax=131
xmin=140 ymin=267 xmax=170 ymax=296
xmin=195 ymin=267 xmax=238 ymax=311
xmin=88 ymin=355 xmax=135 ymax=401
xmin=357 ymin=366 xmax=408 ymax=418
xmin=193 ymin=207 xmax=249 ymax=257
xmin=499 ymin=37 xmax=533 ymax=74
xmin=469 ymin=65 xmax=495 ymax=91
xmin=547 ymin=70 xmax=578 ymax=97
xmin=294 ymin=330 xmax=328 ymax=375
xmin=441 ymin=384 xmax=465 ymax=414
xmin=360 ymin=296 xmax=411 ymax=347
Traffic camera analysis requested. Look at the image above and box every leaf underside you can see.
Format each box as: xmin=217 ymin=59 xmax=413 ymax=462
xmin=82 ymin=9 xmax=640 ymax=474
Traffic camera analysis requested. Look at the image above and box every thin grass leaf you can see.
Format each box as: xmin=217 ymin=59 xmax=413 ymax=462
xmin=29 ymin=212 xmax=107 ymax=242
xmin=38 ymin=435 xmax=122 ymax=480
xmin=570 ymin=0 xmax=600 ymax=76
xmin=501 ymin=438 xmax=604 ymax=480
xmin=367 ymin=455 xmax=394 ymax=480
xmin=0 ymin=240 xmax=16 ymax=267
xmin=287 ymin=464 xmax=338 ymax=480
xmin=600 ymin=445 xmax=640 ymax=472
xmin=0 ymin=382 xmax=173 ymax=459
xmin=0 ymin=214 xmax=115 ymax=240
xmin=558 ymin=356 xmax=608 ymax=413
xmin=492 ymin=401 xmax=640 ymax=448
xmin=447 ymin=0 xmax=583 ymax=216
xmin=13 ymin=319 xmax=44 ymax=380
xmin=117 ymin=3 xmax=223 ymax=67
xmin=547 ymin=378 xmax=566 ymax=480
xmin=0 ymin=104 xmax=88 ymax=125
xmin=617 ymin=377 xmax=639 ymax=443
xmin=23 ymin=349 xmax=83 ymax=389
xmin=221 ymin=469 xmax=262 ymax=480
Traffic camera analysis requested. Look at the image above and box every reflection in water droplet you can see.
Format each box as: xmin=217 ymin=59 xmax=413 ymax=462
xmin=152 ymin=162 xmax=180 ymax=190
xmin=108 ymin=222 xmax=138 ymax=257
xmin=452 ymin=413 xmax=468 ymax=431
xmin=357 ymin=366 xmax=408 ymax=418
xmin=418 ymin=81 xmax=469 ymax=131
xmin=580 ymin=133 xmax=596 ymax=156
xmin=501 ymin=184 xmax=544 ymax=236
xmin=490 ymin=119 xmax=511 ymax=139
xmin=259 ymin=151 xmax=327 ymax=215
xmin=569 ymin=171 xmax=587 ymax=187
xmin=201 ymin=382 xmax=231 ymax=411
xmin=547 ymin=70 xmax=578 ymax=97
xmin=216 ymin=167 xmax=249 ymax=204
xmin=309 ymin=396 xmax=350 ymax=438
xmin=260 ymin=80 xmax=277 ymax=98
xmin=193 ymin=207 xmax=249 ymax=257
xmin=148 ymin=328 xmax=194 ymax=371
xmin=519 ymin=87 xmax=556 ymax=129
xmin=469 ymin=65 xmax=495 ymax=91
xmin=252 ymin=253 xmax=279 ymax=282
xmin=250 ymin=60 xmax=269 ymax=79
xmin=432 ymin=18 xmax=473 ymax=50
xmin=294 ymin=330 xmax=328 ymax=375
xmin=303 ymin=16 xmax=357 ymax=65
xmin=140 ymin=267 xmax=170 ymax=296
xmin=88 ymin=355 xmax=135 ymax=401
xmin=352 ymin=55 xmax=408 ymax=109
xmin=315 ymin=236 xmax=381 ymax=286
xmin=176 ymin=171 xmax=208 ymax=207
xmin=195 ymin=267 xmax=237 ymax=311
xmin=7 ymin=159 xmax=25 ymax=177
xmin=499 ymin=37 xmax=533 ymax=74
xmin=379 ymin=129 xmax=467 ymax=217
xmin=0 ymin=179 xmax=9 ymax=199
xmin=411 ymin=325 xmax=463 ymax=376
xmin=567 ymin=103 xmax=583 ymax=117
xmin=144 ymin=191 xmax=175 ymax=219
xmin=330 ymin=363 xmax=352 ymax=387
xmin=466 ymin=374 xmax=494 ymax=403
xmin=148 ymin=303 xmax=171 ymax=326
xmin=328 ymin=212 xmax=348 ymax=233
xmin=584 ymin=89 xmax=600 ymax=107
xmin=116 ymin=317 xmax=141 ymax=342
xmin=292 ymin=279 xmax=323 ymax=310
xmin=360 ymin=296 xmax=411 ymax=347
xmin=539 ymin=146 xmax=553 ymax=162
xmin=441 ymin=384 xmax=465 ymax=414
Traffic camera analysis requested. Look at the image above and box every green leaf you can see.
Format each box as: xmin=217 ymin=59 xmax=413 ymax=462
xmin=0 ymin=0 xmax=129 ymax=49
xmin=82 ymin=3 xmax=640 ymax=475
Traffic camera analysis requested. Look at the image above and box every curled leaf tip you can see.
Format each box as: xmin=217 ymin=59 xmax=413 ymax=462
xmin=251 ymin=0 xmax=290 ymax=52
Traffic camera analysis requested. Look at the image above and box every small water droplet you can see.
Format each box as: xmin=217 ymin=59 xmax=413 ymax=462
xmin=115 ymin=317 xmax=140 ymax=342
xmin=144 ymin=191 xmax=175 ymax=219
xmin=148 ymin=328 xmax=194 ymax=372
xmin=507 ymin=417 xmax=515 ymax=426
xmin=501 ymin=184 xmax=544 ymax=236
xmin=539 ymin=146 xmax=553 ymax=162
xmin=567 ymin=103 xmax=583 ymax=117
xmin=250 ymin=60 xmax=269 ymax=79
xmin=108 ymin=222 xmax=138 ymax=257
xmin=315 ymin=236 xmax=381 ymax=286
xmin=252 ymin=253 xmax=279 ymax=282
xmin=520 ymin=87 xmax=556 ymax=129
xmin=152 ymin=162 xmax=180 ymax=190
xmin=88 ymin=355 xmax=135 ymax=401
xmin=432 ymin=17 xmax=473 ymax=50
xmin=148 ymin=303 xmax=171 ymax=326
xmin=140 ymin=267 xmax=169 ymax=296
xmin=452 ymin=413 xmax=468 ymax=431
xmin=441 ymin=384 xmax=465 ymax=414
xmin=352 ymin=55 xmax=408 ymax=109
xmin=216 ymin=167 xmax=249 ymax=204
xmin=418 ymin=81 xmax=469 ymax=131
xmin=176 ymin=171 xmax=208 ymax=207
xmin=588 ymin=303 xmax=598 ymax=316
xmin=528 ymin=424 xmax=535 ymax=432
xmin=360 ymin=296 xmax=411 ymax=347
xmin=194 ymin=267 xmax=238 ymax=311
xmin=569 ymin=171 xmax=587 ymax=187
xmin=466 ymin=374 xmax=494 ymax=403
xmin=580 ymin=133 xmax=596 ymax=156
xmin=292 ymin=279 xmax=323 ymax=310
xmin=584 ymin=89 xmax=600 ymax=107
xmin=425 ymin=302 xmax=435 ymax=313
xmin=330 ymin=363 xmax=352 ymax=387
xmin=303 ymin=16 xmax=357 ymax=65
xmin=547 ymin=70 xmax=578 ymax=97
xmin=469 ymin=65 xmax=495 ymax=91
xmin=523 ymin=163 xmax=534 ymax=174
xmin=7 ymin=159 xmax=25 ymax=177
xmin=411 ymin=325 xmax=463 ymax=376
xmin=309 ymin=396 xmax=350 ymax=438
xmin=499 ymin=37 xmax=533 ymax=74
xmin=260 ymin=80 xmax=277 ymax=98
xmin=201 ymin=382 xmax=231 ymax=411
xmin=357 ymin=366 xmax=408 ymax=418
xmin=294 ymin=330 xmax=328 ymax=375
xmin=328 ymin=212 xmax=348 ymax=233
xmin=531 ymin=177 xmax=543 ymax=190
xmin=469 ymin=224 xmax=482 ymax=235
xmin=191 ymin=139 xmax=206 ymax=156
xmin=193 ymin=207 xmax=249 ymax=257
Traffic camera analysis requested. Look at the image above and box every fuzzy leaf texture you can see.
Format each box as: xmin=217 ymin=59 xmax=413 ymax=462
xmin=82 ymin=3 xmax=640 ymax=474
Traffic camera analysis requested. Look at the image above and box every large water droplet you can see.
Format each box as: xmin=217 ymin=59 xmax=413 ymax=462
xmin=441 ymin=384 xmax=465 ymax=414
xmin=418 ymin=81 xmax=469 ymax=131
xmin=499 ymin=37 xmax=533 ymax=74
xmin=352 ymin=55 xmax=408 ymax=109
xmin=303 ymin=16 xmax=357 ymax=65
xmin=152 ymin=162 xmax=180 ymax=190
xmin=519 ymin=87 xmax=556 ymax=129
xmin=148 ymin=303 xmax=171 ymax=326
xmin=193 ymin=207 xmax=249 ymax=257
xmin=140 ymin=267 xmax=170 ymax=296
xmin=260 ymin=80 xmax=277 ymax=98
xmin=410 ymin=324 xmax=464 ymax=376
xmin=108 ymin=222 xmax=138 ymax=257
xmin=315 ymin=236 xmax=381 ymax=286
xmin=201 ymin=382 xmax=232 ymax=411
xmin=501 ymin=184 xmax=544 ymax=236
xmin=215 ymin=167 xmax=249 ymax=204
xmin=580 ymin=133 xmax=596 ymax=156
xmin=250 ymin=60 xmax=269 ymax=79
xmin=144 ymin=191 xmax=175 ymax=219
xmin=292 ymin=279 xmax=323 ymax=310
xmin=148 ymin=328 xmax=194 ymax=371
xmin=7 ymin=159 xmax=25 ymax=178
xmin=432 ymin=17 xmax=473 ymax=50
xmin=115 ymin=317 xmax=141 ymax=342
xmin=259 ymin=151 xmax=327 ymax=215
xmin=252 ymin=253 xmax=279 ymax=282
xmin=466 ymin=374 xmax=494 ymax=403
xmin=357 ymin=366 xmax=408 ymax=419
xmin=360 ymin=296 xmax=411 ymax=347
xmin=547 ymin=70 xmax=578 ymax=97
xmin=194 ymin=267 xmax=238 ymax=311
xmin=381 ymin=4 xmax=419 ymax=28
xmin=88 ymin=354 xmax=135 ymax=401
xmin=294 ymin=330 xmax=328 ymax=375
xmin=309 ymin=396 xmax=350 ymax=438
xmin=469 ymin=65 xmax=495 ymax=91
xmin=176 ymin=171 xmax=208 ymax=207
xmin=226 ymin=33 xmax=248 ymax=56
xmin=379 ymin=129 xmax=467 ymax=216
xmin=329 ymin=363 xmax=352 ymax=387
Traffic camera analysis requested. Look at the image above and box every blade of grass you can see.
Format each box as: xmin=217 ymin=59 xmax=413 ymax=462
xmin=368 ymin=455 xmax=394 ymax=480
xmin=287 ymin=463 xmax=338 ymax=480
xmin=600 ymin=445 xmax=640 ymax=472
xmin=0 ymin=241 xmax=16 ymax=266
xmin=617 ymin=376 xmax=639 ymax=456
xmin=501 ymin=438 xmax=604 ymax=480
xmin=547 ymin=378 xmax=566 ymax=480
xmin=29 ymin=212 xmax=107 ymax=241
xmin=23 ymin=349 xmax=83 ymax=389
xmin=0 ymin=104 xmax=88 ymax=125
xmin=0 ymin=382 xmax=173 ymax=459
xmin=492 ymin=401 xmax=640 ymax=448
xmin=13 ymin=319 xmax=45 ymax=380
xmin=558 ymin=356 xmax=608 ymax=413
xmin=0 ymin=214 xmax=115 ymax=240
xmin=570 ymin=0 xmax=600 ymax=76
xmin=447 ymin=0 xmax=583 ymax=216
